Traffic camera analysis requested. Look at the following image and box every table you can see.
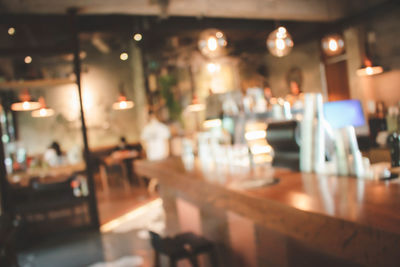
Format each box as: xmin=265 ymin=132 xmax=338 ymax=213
xmin=135 ymin=157 xmax=400 ymax=267
xmin=102 ymin=150 xmax=141 ymax=192
xmin=9 ymin=162 xmax=86 ymax=187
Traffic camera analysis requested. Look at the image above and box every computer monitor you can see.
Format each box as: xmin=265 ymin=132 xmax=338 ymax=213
xmin=323 ymin=99 xmax=366 ymax=129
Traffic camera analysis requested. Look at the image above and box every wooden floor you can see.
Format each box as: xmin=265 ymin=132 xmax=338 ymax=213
xmin=96 ymin=185 xmax=157 ymax=225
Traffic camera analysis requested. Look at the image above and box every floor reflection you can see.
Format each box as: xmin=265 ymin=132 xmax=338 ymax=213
xmin=18 ymin=199 xmax=165 ymax=267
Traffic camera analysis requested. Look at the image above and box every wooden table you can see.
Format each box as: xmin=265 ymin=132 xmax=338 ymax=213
xmin=9 ymin=163 xmax=86 ymax=187
xmin=135 ymin=157 xmax=400 ymax=267
xmin=102 ymin=150 xmax=141 ymax=192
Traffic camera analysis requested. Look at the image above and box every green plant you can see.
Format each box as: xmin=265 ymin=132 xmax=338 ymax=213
xmin=159 ymin=74 xmax=182 ymax=122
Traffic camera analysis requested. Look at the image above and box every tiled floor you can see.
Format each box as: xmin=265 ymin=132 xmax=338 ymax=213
xmin=96 ymin=186 xmax=156 ymax=225
xmin=18 ymin=228 xmax=154 ymax=267
xmin=18 ymin=186 xmax=163 ymax=267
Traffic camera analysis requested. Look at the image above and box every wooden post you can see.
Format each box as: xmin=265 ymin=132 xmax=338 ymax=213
xmin=68 ymin=8 xmax=100 ymax=228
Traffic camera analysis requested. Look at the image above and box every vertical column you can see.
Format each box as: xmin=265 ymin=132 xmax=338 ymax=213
xmin=69 ymin=8 xmax=100 ymax=228
xmin=344 ymin=26 xmax=373 ymax=108
xmin=129 ymin=41 xmax=148 ymax=138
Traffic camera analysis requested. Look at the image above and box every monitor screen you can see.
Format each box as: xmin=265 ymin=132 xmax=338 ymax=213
xmin=323 ymin=99 xmax=365 ymax=129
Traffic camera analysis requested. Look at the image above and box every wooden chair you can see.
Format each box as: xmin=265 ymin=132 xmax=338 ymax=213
xmin=149 ymin=231 xmax=218 ymax=267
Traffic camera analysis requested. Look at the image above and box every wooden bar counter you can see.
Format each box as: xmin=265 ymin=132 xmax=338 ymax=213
xmin=135 ymin=158 xmax=400 ymax=267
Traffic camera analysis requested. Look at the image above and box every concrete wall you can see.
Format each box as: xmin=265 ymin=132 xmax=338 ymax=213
xmin=264 ymin=40 xmax=323 ymax=97
xmin=17 ymin=43 xmax=147 ymax=155
xmin=346 ymin=7 xmax=400 ymax=108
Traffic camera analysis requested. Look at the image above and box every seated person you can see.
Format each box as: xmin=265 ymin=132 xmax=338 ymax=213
xmin=43 ymin=141 xmax=64 ymax=167
xmin=285 ymin=81 xmax=304 ymax=109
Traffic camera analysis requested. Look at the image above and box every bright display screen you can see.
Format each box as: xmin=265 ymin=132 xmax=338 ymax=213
xmin=323 ymin=99 xmax=365 ymax=129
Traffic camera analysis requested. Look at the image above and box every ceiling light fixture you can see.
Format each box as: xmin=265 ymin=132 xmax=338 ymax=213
xmin=206 ymin=62 xmax=220 ymax=74
xmin=186 ymin=94 xmax=205 ymax=112
xmin=321 ymin=34 xmax=345 ymax=56
xmin=8 ymin=27 xmax=15 ymax=36
xmin=120 ymin=52 xmax=129 ymax=61
xmin=11 ymin=90 xmax=41 ymax=111
xmin=113 ymin=84 xmax=134 ymax=110
xmin=198 ymin=29 xmax=228 ymax=58
xmin=24 ymin=56 xmax=32 ymax=64
xmin=31 ymin=97 xmax=55 ymax=118
xmin=133 ymin=33 xmax=142 ymax=41
xmin=266 ymin=26 xmax=294 ymax=57
xmin=356 ymin=58 xmax=383 ymax=76
xmin=357 ymin=31 xmax=383 ymax=77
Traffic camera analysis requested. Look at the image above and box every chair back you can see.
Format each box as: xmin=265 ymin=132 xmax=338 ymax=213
xmin=149 ymin=231 xmax=162 ymax=250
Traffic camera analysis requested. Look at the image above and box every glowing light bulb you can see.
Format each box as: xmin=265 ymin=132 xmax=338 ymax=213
xmin=8 ymin=27 xmax=15 ymax=35
xmin=120 ymin=53 xmax=128 ymax=61
xmin=328 ymin=39 xmax=338 ymax=51
xmin=198 ymin=28 xmax=228 ymax=58
xmin=133 ymin=33 xmax=142 ymax=41
xmin=266 ymin=26 xmax=293 ymax=57
xmin=207 ymin=37 xmax=218 ymax=51
xmin=276 ymin=39 xmax=285 ymax=50
xmin=120 ymin=101 xmax=127 ymax=109
xmin=23 ymin=101 xmax=31 ymax=110
xmin=321 ymin=34 xmax=345 ymax=56
xmin=366 ymin=67 xmax=373 ymax=75
xmin=207 ymin=63 xmax=220 ymax=73
xmin=24 ymin=56 xmax=32 ymax=64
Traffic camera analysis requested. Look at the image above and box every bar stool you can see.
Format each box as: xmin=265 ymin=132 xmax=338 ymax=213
xmin=149 ymin=231 xmax=218 ymax=267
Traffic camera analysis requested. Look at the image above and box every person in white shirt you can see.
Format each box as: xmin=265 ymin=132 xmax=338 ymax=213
xmin=140 ymin=111 xmax=171 ymax=161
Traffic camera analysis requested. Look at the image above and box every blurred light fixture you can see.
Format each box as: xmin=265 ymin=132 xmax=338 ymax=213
xmin=120 ymin=52 xmax=129 ymax=61
xmin=266 ymin=26 xmax=294 ymax=57
xmin=113 ymin=84 xmax=134 ymax=110
xmin=203 ymin=118 xmax=221 ymax=129
xmin=186 ymin=95 xmax=205 ymax=112
xmin=31 ymin=97 xmax=55 ymax=118
xmin=356 ymin=58 xmax=383 ymax=76
xmin=198 ymin=29 xmax=227 ymax=58
xmin=245 ymin=130 xmax=267 ymax=141
xmin=133 ymin=33 xmax=142 ymax=41
xmin=8 ymin=27 xmax=15 ymax=36
xmin=206 ymin=62 xmax=220 ymax=73
xmin=11 ymin=90 xmax=41 ymax=111
xmin=24 ymin=56 xmax=32 ymax=64
xmin=356 ymin=31 xmax=383 ymax=77
xmin=321 ymin=34 xmax=345 ymax=56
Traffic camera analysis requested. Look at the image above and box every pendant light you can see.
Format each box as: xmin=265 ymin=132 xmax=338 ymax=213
xmin=321 ymin=34 xmax=345 ymax=57
xmin=357 ymin=31 xmax=383 ymax=76
xmin=198 ymin=28 xmax=228 ymax=58
xmin=31 ymin=97 xmax=55 ymax=118
xmin=186 ymin=65 xmax=205 ymax=112
xmin=11 ymin=90 xmax=41 ymax=111
xmin=112 ymin=84 xmax=134 ymax=110
xmin=186 ymin=94 xmax=205 ymax=112
xmin=266 ymin=26 xmax=294 ymax=58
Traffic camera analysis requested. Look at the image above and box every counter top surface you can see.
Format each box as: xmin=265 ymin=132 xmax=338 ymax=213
xmin=136 ymin=157 xmax=400 ymax=235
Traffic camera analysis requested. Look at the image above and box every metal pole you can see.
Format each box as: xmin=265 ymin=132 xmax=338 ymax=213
xmin=0 ymin=118 xmax=10 ymax=215
xmin=68 ymin=8 xmax=100 ymax=229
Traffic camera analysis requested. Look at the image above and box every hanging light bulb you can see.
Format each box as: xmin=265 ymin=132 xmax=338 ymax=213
xmin=356 ymin=31 xmax=383 ymax=76
xmin=113 ymin=84 xmax=134 ymax=110
xmin=11 ymin=90 xmax=41 ymax=111
xmin=186 ymin=95 xmax=205 ymax=112
xmin=266 ymin=26 xmax=294 ymax=57
xmin=321 ymin=34 xmax=345 ymax=56
xmin=356 ymin=58 xmax=383 ymax=76
xmin=31 ymin=97 xmax=55 ymax=118
xmin=198 ymin=28 xmax=228 ymax=58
